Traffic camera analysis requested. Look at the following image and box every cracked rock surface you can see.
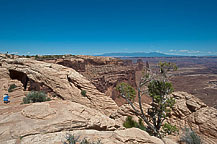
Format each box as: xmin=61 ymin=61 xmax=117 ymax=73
xmin=0 ymin=100 xmax=119 ymax=143
xmin=15 ymin=128 xmax=165 ymax=144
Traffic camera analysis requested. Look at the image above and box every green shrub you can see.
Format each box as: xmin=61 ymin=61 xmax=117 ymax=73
xmin=23 ymin=91 xmax=50 ymax=104
xmin=116 ymin=83 xmax=136 ymax=102
xmin=123 ymin=116 xmax=146 ymax=131
xmin=137 ymin=118 xmax=146 ymax=131
xmin=8 ymin=84 xmax=17 ymax=92
xmin=123 ymin=116 xmax=138 ymax=128
xmin=81 ymin=90 xmax=87 ymax=97
xmin=52 ymin=94 xmax=57 ymax=97
xmin=148 ymin=80 xmax=174 ymax=103
xmin=63 ymin=133 xmax=101 ymax=144
xmin=162 ymin=123 xmax=178 ymax=135
xmin=63 ymin=134 xmax=79 ymax=144
xmin=35 ymin=55 xmax=39 ymax=59
xmin=19 ymin=136 xmax=24 ymax=140
xmin=180 ymin=128 xmax=202 ymax=144
xmin=80 ymin=138 xmax=101 ymax=144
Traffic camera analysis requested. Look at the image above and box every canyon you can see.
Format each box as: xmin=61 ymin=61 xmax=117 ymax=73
xmin=0 ymin=54 xmax=216 ymax=144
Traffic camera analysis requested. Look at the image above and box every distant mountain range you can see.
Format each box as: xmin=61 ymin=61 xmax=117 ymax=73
xmin=96 ymin=52 xmax=179 ymax=57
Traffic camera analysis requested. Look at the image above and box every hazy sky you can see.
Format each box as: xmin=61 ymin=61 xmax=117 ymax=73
xmin=0 ymin=0 xmax=217 ymax=56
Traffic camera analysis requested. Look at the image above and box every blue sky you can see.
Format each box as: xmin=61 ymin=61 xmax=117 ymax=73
xmin=0 ymin=0 xmax=217 ymax=56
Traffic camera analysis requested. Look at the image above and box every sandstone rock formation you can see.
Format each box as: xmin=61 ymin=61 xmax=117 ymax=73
xmin=40 ymin=55 xmax=121 ymax=72
xmin=169 ymin=92 xmax=217 ymax=143
xmin=0 ymin=57 xmax=118 ymax=116
xmin=81 ymin=65 xmax=137 ymax=104
xmin=17 ymin=128 xmax=164 ymax=144
xmin=1 ymin=55 xmax=216 ymax=144
xmin=0 ymin=55 xmax=176 ymax=144
xmin=110 ymin=102 xmax=151 ymax=125
xmin=111 ymin=91 xmax=217 ymax=144
xmin=0 ymin=78 xmax=26 ymax=115
xmin=0 ymin=100 xmax=120 ymax=143
xmin=56 ymin=58 xmax=86 ymax=72
xmin=36 ymin=54 xmax=147 ymax=106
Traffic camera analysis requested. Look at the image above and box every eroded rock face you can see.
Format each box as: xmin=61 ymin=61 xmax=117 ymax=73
xmin=188 ymin=107 xmax=217 ymax=138
xmin=19 ymin=128 xmax=164 ymax=144
xmin=0 ymin=101 xmax=119 ymax=143
xmin=81 ymin=65 xmax=137 ymax=96
xmin=168 ymin=92 xmax=217 ymax=143
xmin=43 ymin=55 xmax=121 ymax=71
xmin=0 ymin=57 xmax=118 ymax=115
xmin=37 ymin=55 xmax=148 ymax=106
xmin=0 ymin=78 xmax=25 ymax=113
xmin=0 ymin=68 xmax=10 ymax=79
xmin=1 ymin=55 xmax=216 ymax=144
xmin=111 ymin=91 xmax=217 ymax=144
xmin=111 ymin=102 xmax=151 ymax=125
xmin=40 ymin=55 xmax=140 ymax=104
xmin=171 ymin=91 xmax=207 ymax=114
xmin=56 ymin=59 xmax=86 ymax=72
xmin=21 ymin=103 xmax=56 ymax=119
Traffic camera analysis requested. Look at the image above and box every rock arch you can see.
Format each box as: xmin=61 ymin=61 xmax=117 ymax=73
xmin=9 ymin=69 xmax=29 ymax=90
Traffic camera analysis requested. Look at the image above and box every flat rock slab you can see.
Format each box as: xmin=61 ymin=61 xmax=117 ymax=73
xmin=19 ymin=128 xmax=164 ymax=144
xmin=0 ymin=100 xmax=119 ymax=143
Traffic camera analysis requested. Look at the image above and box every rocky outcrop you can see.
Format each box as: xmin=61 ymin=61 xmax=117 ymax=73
xmin=168 ymin=92 xmax=217 ymax=143
xmin=0 ymin=57 xmax=118 ymax=116
xmin=0 ymin=100 xmax=119 ymax=143
xmin=81 ymin=65 xmax=137 ymax=95
xmin=37 ymin=55 xmax=147 ymax=106
xmin=42 ymin=55 xmax=121 ymax=72
xmin=1 ymin=55 xmax=216 ymax=144
xmin=0 ymin=68 xmax=10 ymax=79
xmin=13 ymin=128 xmax=164 ymax=144
xmin=188 ymin=107 xmax=217 ymax=138
xmin=110 ymin=102 xmax=151 ymax=126
xmin=0 ymin=78 xmax=25 ymax=113
xmin=111 ymin=91 xmax=217 ymax=143
xmin=56 ymin=59 xmax=86 ymax=72
xmin=52 ymin=56 xmax=137 ymax=97
xmin=0 ymin=79 xmax=166 ymax=144
xmin=76 ymin=55 xmax=120 ymax=65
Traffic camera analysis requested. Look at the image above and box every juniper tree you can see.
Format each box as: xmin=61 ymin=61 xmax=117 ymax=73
xmin=116 ymin=62 xmax=177 ymax=138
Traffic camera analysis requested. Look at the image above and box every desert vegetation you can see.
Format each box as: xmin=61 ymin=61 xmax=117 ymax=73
xmin=116 ymin=82 xmax=136 ymax=102
xmin=123 ymin=116 xmax=146 ymax=131
xmin=81 ymin=90 xmax=87 ymax=97
xmin=23 ymin=91 xmax=51 ymax=104
xmin=8 ymin=84 xmax=17 ymax=92
xmin=63 ymin=133 xmax=101 ymax=144
xmin=180 ymin=128 xmax=202 ymax=144
xmin=117 ymin=62 xmax=178 ymax=138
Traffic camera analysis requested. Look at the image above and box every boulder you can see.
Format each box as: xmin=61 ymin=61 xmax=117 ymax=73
xmin=169 ymin=92 xmax=217 ymax=143
xmin=188 ymin=107 xmax=217 ymax=138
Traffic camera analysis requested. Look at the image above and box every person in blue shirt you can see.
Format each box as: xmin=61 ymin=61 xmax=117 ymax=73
xmin=3 ymin=93 xmax=10 ymax=103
